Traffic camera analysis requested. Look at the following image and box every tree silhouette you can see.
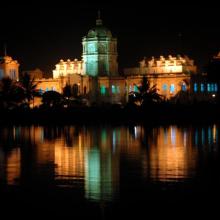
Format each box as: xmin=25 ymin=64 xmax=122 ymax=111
xmin=0 ymin=77 xmax=23 ymax=109
xmin=129 ymin=76 xmax=162 ymax=107
xmin=42 ymin=91 xmax=62 ymax=108
xmin=19 ymin=72 xmax=39 ymax=107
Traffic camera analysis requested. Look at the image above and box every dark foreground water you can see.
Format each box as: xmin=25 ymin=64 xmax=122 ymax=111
xmin=0 ymin=124 xmax=219 ymax=219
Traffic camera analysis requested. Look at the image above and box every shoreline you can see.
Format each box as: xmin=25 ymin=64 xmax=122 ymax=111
xmin=1 ymin=103 xmax=220 ymax=125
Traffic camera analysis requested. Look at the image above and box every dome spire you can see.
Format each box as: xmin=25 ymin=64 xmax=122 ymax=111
xmin=96 ymin=10 xmax=102 ymax=26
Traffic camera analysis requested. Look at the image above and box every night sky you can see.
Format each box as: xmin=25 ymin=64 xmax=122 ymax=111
xmin=1 ymin=1 xmax=220 ymax=75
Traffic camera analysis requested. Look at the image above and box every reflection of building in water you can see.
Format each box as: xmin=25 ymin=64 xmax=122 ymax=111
xmin=0 ymin=127 xmax=21 ymax=185
xmin=84 ymin=127 xmax=119 ymax=201
xmin=0 ymin=148 xmax=20 ymax=185
xmin=2 ymin=124 xmax=219 ymax=200
xmin=6 ymin=149 xmax=21 ymax=185
xmin=143 ymin=126 xmax=198 ymax=181
xmin=54 ymin=134 xmax=85 ymax=186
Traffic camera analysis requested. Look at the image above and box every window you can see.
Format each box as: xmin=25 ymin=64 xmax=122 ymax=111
xmin=112 ymin=85 xmax=116 ymax=94
xmin=170 ymin=84 xmax=175 ymax=93
xmin=215 ymin=83 xmax=218 ymax=92
xmin=134 ymin=85 xmax=139 ymax=92
xmin=181 ymin=83 xmax=187 ymax=91
xmin=39 ymin=88 xmax=43 ymax=95
xmin=194 ymin=83 xmax=198 ymax=92
xmin=116 ymin=85 xmax=120 ymax=94
xmin=100 ymin=85 xmax=106 ymax=95
xmin=200 ymin=83 xmax=204 ymax=92
xmin=207 ymin=83 xmax=211 ymax=92
xmin=0 ymin=69 xmax=4 ymax=79
xmin=129 ymin=85 xmax=133 ymax=92
xmin=162 ymin=84 xmax=168 ymax=91
xmin=211 ymin=84 xmax=215 ymax=92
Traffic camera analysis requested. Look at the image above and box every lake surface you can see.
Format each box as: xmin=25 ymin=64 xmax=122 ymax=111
xmin=0 ymin=124 xmax=219 ymax=218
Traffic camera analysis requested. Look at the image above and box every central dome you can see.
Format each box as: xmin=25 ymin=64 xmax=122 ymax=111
xmin=87 ymin=18 xmax=112 ymax=38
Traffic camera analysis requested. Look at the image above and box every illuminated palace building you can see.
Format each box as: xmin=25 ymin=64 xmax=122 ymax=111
xmin=3 ymin=14 xmax=218 ymax=104
xmin=22 ymin=14 xmax=197 ymax=104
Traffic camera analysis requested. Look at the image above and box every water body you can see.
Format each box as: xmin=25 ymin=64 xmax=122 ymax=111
xmin=0 ymin=124 xmax=219 ymax=219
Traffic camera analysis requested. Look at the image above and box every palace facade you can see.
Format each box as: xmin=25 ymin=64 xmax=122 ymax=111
xmin=0 ymin=55 xmax=19 ymax=81
xmin=1 ymin=15 xmax=200 ymax=105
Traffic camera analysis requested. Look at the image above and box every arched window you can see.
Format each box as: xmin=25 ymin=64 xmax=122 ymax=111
xmin=134 ymin=85 xmax=139 ymax=92
xmin=116 ymin=85 xmax=120 ymax=94
xmin=162 ymin=84 xmax=168 ymax=91
xmin=39 ymin=88 xmax=43 ymax=95
xmin=170 ymin=84 xmax=175 ymax=93
xmin=207 ymin=83 xmax=211 ymax=92
xmin=194 ymin=83 xmax=198 ymax=92
xmin=112 ymin=85 xmax=116 ymax=94
xmin=181 ymin=83 xmax=187 ymax=91
xmin=200 ymin=83 xmax=204 ymax=92
xmin=100 ymin=85 xmax=106 ymax=95
xmin=0 ymin=70 xmax=3 ymax=79
xmin=215 ymin=83 xmax=218 ymax=92
xmin=211 ymin=84 xmax=215 ymax=92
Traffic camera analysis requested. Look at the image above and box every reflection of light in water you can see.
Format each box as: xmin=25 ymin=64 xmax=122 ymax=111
xmin=112 ymin=130 xmax=116 ymax=153
xmin=183 ymin=129 xmax=187 ymax=147
xmin=55 ymin=137 xmax=84 ymax=184
xmin=208 ymin=127 xmax=212 ymax=145
xmin=101 ymin=130 xmax=107 ymax=146
xmin=148 ymin=127 xmax=197 ymax=182
xmin=2 ymin=149 xmax=21 ymax=185
xmin=195 ymin=129 xmax=198 ymax=146
xmin=201 ymin=128 xmax=205 ymax=145
xmin=171 ymin=126 xmax=176 ymax=146
xmin=134 ymin=126 xmax=137 ymax=139
xmin=164 ymin=128 xmax=168 ymax=144
xmin=212 ymin=124 xmax=217 ymax=143
xmin=85 ymin=148 xmax=113 ymax=201
xmin=85 ymin=148 xmax=101 ymax=201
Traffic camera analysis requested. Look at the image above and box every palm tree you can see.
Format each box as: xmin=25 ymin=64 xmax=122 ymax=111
xmin=0 ymin=77 xmax=23 ymax=109
xmin=129 ymin=76 xmax=162 ymax=107
xmin=19 ymin=72 xmax=39 ymax=107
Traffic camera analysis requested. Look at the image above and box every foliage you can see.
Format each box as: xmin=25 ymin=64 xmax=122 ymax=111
xmin=42 ymin=91 xmax=62 ymax=107
xmin=129 ymin=76 xmax=162 ymax=107
xmin=0 ymin=77 xmax=24 ymax=109
xmin=19 ymin=72 xmax=39 ymax=106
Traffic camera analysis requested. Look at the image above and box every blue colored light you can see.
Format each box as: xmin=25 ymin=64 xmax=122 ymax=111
xmin=134 ymin=85 xmax=138 ymax=92
xmin=170 ymin=84 xmax=175 ymax=93
xmin=207 ymin=83 xmax=211 ymax=92
xmin=200 ymin=83 xmax=204 ymax=92
xmin=215 ymin=83 xmax=218 ymax=92
xmin=182 ymin=84 xmax=187 ymax=91
xmin=112 ymin=85 xmax=116 ymax=94
xmin=194 ymin=83 xmax=198 ymax=92
xmin=211 ymin=84 xmax=215 ymax=92
xmin=162 ymin=84 xmax=168 ymax=91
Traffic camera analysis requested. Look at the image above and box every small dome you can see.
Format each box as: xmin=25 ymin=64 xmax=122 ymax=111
xmin=87 ymin=16 xmax=112 ymax=38
xmin=87 ymin=25 xmax=112 ymax=38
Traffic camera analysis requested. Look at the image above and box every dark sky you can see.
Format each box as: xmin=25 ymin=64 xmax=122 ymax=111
xmin=1 ymin=1 xmax=220 ymax=75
